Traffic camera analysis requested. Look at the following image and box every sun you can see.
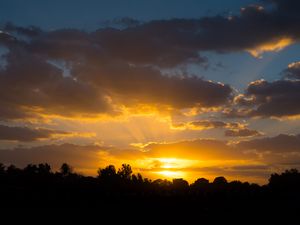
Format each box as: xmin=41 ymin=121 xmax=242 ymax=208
xmin=155 ymin=170 xmax=185 ymax=178
xmin=159 ymin=158 xmax=181 ymax=169
xmin=134 ymin=157 xmax=200 ymax=180
xmin=150 ymin=157 xmax=195 ymax=179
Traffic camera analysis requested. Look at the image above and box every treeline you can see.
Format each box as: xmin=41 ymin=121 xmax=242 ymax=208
xmin=0 ymin=162 xmax=299 ymax=223
xmin=1 ymin=162 xmax=300 ymax=195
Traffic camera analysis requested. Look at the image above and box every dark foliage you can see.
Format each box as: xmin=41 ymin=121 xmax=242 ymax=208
xmin=0 ymin=163 xmax=299 ymax=224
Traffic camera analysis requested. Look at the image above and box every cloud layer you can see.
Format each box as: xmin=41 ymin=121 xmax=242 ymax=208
xmin=0 ymin=124 xmax=70 ymax=142
xmin=227 ymin=79 xmax=300 ymax=118
xmin=1 ymin=0 xmax=300 ymax=121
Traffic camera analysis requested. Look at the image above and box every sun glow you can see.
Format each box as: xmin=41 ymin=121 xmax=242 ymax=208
xmin=155 ymin=170 xmax=185 ymax=178
xmin=147 ymin=157 xmax=198 ymax=179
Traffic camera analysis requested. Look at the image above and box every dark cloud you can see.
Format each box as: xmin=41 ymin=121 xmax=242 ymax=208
xmin=174 ymin=120 xmax=262 ymax=138
xmin=282 ymin=62 xmax=300 ymax=80
xmin=101 ymin=17 xmax=141 ymax=29
xmin=173 ymin=120 xmax=242 ymax=130
xmin=0 ymin=124 xmax=69 ymax=142
xmin=190 ymin=120 xmax=232 ymax=129
xmin=237 ymin=133 xmax=300 ymax=153
xmin=230 ymin=165 xmax=270 ymax=171
xmin=0 ymin=50 xmax=113 ymax=120
xmin=225 ymin=128 xmax=262 ymax=137
xmin=246 ymin=79 xmax=300 ymax=117
xmin=3 ymin=22 xmax=42 ymax=38
xmin=0 ymin=46 xmax=232 ymax=120
xmin=0 ymin=31 xmax=17 ymax=47
xmin=90 ymin=0 xmax=300 ymax=65
xmin=74 ymin=62 xmax=233 ymax=109
xmin=1 ymin=0 xmax=300 ymax=120
xmin=226 ymin=79 xmax=300 ymax=118
xmin=2 ymin=0 xmax=300 ymax=66
xmin=89 ymin=0 xmax=300 ymax=64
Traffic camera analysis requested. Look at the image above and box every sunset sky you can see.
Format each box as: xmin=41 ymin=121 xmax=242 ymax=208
xmin=1 ymin=0 xmax=300 ymax=184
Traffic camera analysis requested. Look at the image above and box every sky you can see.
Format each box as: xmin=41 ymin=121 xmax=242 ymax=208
xmin=1 ymin=0 xmax=300 ymax=184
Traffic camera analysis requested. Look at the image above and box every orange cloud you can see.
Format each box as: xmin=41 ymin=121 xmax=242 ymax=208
xmin=247 ymin=37 xmax=294 ymax=58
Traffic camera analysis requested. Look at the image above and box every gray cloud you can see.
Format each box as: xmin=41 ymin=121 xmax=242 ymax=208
xmin=2 ymin=0 xmax=300 ymax=66
xmin=0 ymin=124 xmax=69 ymax=142
xmin=282 ymin=62 xmax=300 ymax=80
xmin=0 ymin=50 xmax=113 ymax=120
xmin=173 ymin=120 xmax=242 ymax=130
xmin=3 ymin=22 xmax=42 ymax=38
xmin=0 ymin=47 xmax=232 ymax=120
xmin=0 ymin=30 xmax=17 ymax=47
xmin=101 ymin=17 xmax=141 ymax=29
xmin=74 ymin=62 xmax=233 ymax=109
xmin=225 ymin=128 xmax=262 ymax=137
xmin=237 ymin=133 xmax=300 ymax=153
xmin=226 ymin=79 xmax=300 ymax=118
xmin=1 ymin=0 xmax=300 ymax=120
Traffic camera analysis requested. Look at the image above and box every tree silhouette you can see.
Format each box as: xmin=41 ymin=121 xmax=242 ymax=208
xmin=0 ymin=163 xmax=5 ymax=174
xmin=6 ymin=164 xmax=20 ymax=175
xmin=213 ymin=176 xmax=227 ymax=185
xmin=0 ymin=161 xmax=299 ymax=224
xmin=117 ymin=164 xmax=132 ymax=180
xmin=172 ymin=178 xmax=189 ymax=190
xmin=24 ymin=164 xmax=39 ymax=174
xmin=60 ymin=163 xmax=73 ymax=176
xmin=269 ymin=169 xmax=300 ymax=191
xmin=193 ymin=178 xmax=209 ymax=187
xmin=98 ymin=165 xmax=117 ymax=179
xmin=38 ymin=163 xmax=51 ymax=175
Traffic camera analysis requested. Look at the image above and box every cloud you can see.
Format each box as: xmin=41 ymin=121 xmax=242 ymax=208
xmin=0 ymin=50 xmax=114 ymax=120
xmin=171 ymin=120 xmax=262 ymax=138
xmin=0 ymin=124 xmax=73 ymax=142
xmin=101 ymin=17 xmax=141 ymax=29
xmin=75 ymin=62 xmax=233 ymax=109
xmin=237 ymin=133 xmax=300 ymax=153
xmin=0 ymin=47 xmax=232 ymax=121
xmin=1 ymin=0 xmax=300 ymax=147
xmin=282 ymin=61 xmax=300 ymax=80
xmin=0 ymin=30 xmax=17 ymax=47
xmin=226 ymin=79 xmax=300 ymax=118
xmin=88 ymin=1 xmax=300 ymax=64
xmin=3 ymin=22 xmax=42 ymax=38
xmin=225 ymin=128 xmax=262 ymax=137
xmin=2 ymin=0 xmax=300 ymax=66
xmin=172 ymin=120 xmax=243 ymax=130
xmin=2 ymin=0 xmax=300 ymax=120
xmin=225 ymin=59 xmax=300 ymax=119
